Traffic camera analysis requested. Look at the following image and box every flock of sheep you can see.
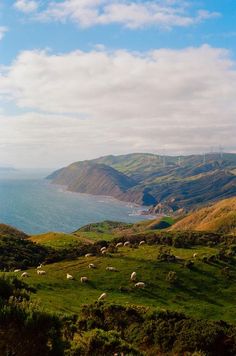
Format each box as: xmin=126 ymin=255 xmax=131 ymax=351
xmin=13 ymin=239 xmax=147 ymax=302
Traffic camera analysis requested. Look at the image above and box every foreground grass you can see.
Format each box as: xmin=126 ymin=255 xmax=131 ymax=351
xmin=7 ymin=244 xmax=236 ymax=323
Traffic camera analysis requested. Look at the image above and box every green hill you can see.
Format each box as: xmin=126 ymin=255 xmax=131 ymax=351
xmin=1 ymin=219 xmax=236 ymax=354
xmin=48 ymin=152 xmax=236 ymax=211
xmin=0 ymin=223 xmax=28 ymax=239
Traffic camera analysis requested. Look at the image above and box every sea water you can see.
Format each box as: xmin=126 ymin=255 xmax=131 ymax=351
xmin=0 ymin=169 xmax=151 ymax=234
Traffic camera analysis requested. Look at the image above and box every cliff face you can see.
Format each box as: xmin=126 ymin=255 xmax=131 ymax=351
xmin=48 ymin=153 xmax=236 ymax=209
xmin=48 ymin=162 xmax=155 ymax=205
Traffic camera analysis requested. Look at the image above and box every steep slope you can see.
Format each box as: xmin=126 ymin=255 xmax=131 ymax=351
xmin=171 ymin=197 xmax=236 ymax=234
xmin=48 ymin=153 xmax=236 ymax=209
xmin=47 ymin=162 xmax=155 ymax=204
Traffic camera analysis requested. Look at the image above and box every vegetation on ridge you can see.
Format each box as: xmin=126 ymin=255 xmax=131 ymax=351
xmin=47 ymin=152 xmax=236 ymax=211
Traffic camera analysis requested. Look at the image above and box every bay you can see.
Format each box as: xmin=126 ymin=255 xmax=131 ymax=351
xmin=0 ymin=169 xmax=151 ymax=235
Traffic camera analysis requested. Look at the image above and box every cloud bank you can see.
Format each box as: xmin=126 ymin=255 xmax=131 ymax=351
xmin=0 ymin=45 xmax=235 ymax=167
xmin=15 ymin=0 xmax=220 ymax=29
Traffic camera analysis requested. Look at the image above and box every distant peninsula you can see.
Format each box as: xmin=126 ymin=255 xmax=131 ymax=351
xmin=47 ymin=153 xmax=236 ymax=213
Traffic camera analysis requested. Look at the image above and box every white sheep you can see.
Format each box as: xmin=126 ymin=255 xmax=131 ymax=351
xmin=135 ymin=282 xmax=145 ymax=288
xmin=37 ymin=270 xmax=46 ymax=275
xmin=21 ymin=272 xmax=29 ymax=278
xmin=100 ymin=247 xmax=107 ymax=252
xmin=80 ymin=276 xmax=88 ymax=283
xmin=66 ymin=273 xmax=74 ymax=280
xmin=89 ymin=263 xmax=96 ymax=269
xmin=124 ymin=241 xmax=130 ymax=246
xmin=101 ymin=250 xmax=107 ymax=255
xmin=193 ymin=253 xmax=198 ymax=258
xmin=106 ymin=266 xmax=117 ymax=272
xmin=14 ymin=269 xmax=21 ymax=273
xmin=85 ymin=253 xmax=93 ymax=258
xmin=116 ymin=242 xmax=123 ymax=248
xmin=98 ymin=292 xmax=107 ymax=301
xmin=139 ymin=240 xmax=145 ymax=246
xmin=130 ymin=272 xmax=137 ymax=281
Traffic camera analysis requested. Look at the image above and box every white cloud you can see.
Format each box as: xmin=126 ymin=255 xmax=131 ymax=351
xmin=37 ymin=0 xmax=220 ymax=29
xmin=0 ymin=45 xmax=235 ymax=167
xmin=0 ymin=26 xmax=8 ymax=40
xmin=14 ymin=0 xmax=38 ymax=13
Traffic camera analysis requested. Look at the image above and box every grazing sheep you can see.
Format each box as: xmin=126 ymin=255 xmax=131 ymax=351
xmin=135 ymin=282 xmax=145 ymax=288
xmin=89 ymin=263 xmax=96 ymax=269
xmin=85 ymin=253 xmax=93 ymax=258
xmin=36 ymin=264 xmax=43 ymax=270
xmin=14 ymin=269 xmax=21 ymax=273
xmin=80 ymin=276 xmax=88 ymax=283
xmin=116 ymin=242 xmax=123 ymax=248
xmin=124 ymin=241 xmax=130 ymax=247
xmin=130 ymin=272 xmax=137 ymax=281
xmin=37 ymin=270 xmax=46 ymax=275
xmin=21 ymin=272 xmax=29 ymax=278
xmin=139 ymin=241 xmax=145 ymax=246
xmin=98 ymin=292 xmax=107 ymax=301
xmin=66 ymin=273 xmax=74 ymax=280
xmin=100 ymin=247 xmax=107 ymax=252
xmin=106 ymin=266 xmax=117 ymax=272
xmin=193 ymin=253 xmax=198 ymax=258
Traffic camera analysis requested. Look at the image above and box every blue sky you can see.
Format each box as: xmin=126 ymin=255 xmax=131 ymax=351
xmin=0 ymin=1 xmax=236 ymax=167
xmin=1 ymin=0 xmax=236 ymax=63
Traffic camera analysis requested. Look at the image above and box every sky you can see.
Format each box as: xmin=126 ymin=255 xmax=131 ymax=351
xmin=0 ymin=0 xmax=236 ymax=168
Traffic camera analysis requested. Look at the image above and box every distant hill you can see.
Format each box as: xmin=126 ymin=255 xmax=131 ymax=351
xmin=47 ymin=161 xmax=156 ymax=205
xmin=171 ymin=197 xmax=236 ymax=234
xmin=0 ymin=224 xmax=28 ymax=239
xmin=48 ymin=152 xmax=236 ymax=210
xmin=0 ymin=167 xmax=16 ymax=171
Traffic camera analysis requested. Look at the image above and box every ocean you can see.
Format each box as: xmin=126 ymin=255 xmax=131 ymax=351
xmin=0 ymin=169 xmax=152 ymax=235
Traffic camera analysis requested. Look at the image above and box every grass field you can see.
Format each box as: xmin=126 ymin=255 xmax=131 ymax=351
xmin=8 ymin=243 xmax=236 ymax=323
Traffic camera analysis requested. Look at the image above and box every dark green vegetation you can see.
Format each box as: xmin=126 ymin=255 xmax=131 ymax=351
xmin=1 ymin=210 xmax=236 ymax=355
xmin=48 ymin=152 xmax=236 ymax=211
xmin=1 ymin=274 xmax=236 ymax=355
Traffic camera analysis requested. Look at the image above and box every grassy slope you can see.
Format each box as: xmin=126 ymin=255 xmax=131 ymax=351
xmin=10 ymin=243 xmax=236 ymax=323
xmin=30 ymin=232 xmax=94 ymax=249
xmin=172 ymin=196 xmax=236 ymax=234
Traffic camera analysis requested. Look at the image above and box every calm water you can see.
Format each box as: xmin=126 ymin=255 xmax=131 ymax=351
xmin=0 ymin=170 xmax=151 ymax=235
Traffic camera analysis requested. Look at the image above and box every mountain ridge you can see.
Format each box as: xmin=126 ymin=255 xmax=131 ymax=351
xmin=47 ymin=152 xmax=236 ymax=211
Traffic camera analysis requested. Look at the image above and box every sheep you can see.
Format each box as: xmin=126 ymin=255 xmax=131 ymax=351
xmin=101 ymin=250 xmax=107 ymax=255
xmin=98 ymin=292 xmax=107 ymax=301
xmin=139 ymin=241 xmax=145 ymax=246
xmin=80 ymin=276 xmax=88 ymax=283
xmin=106 ymin=266 xmax=117 ymax=272
xmin=116 ymin=242 xmax=123 ymax=248
xmin=21 ymin=272 xmax=29 ymax=278
xmin=124 ymin=241 xmax=130 ymax=247
xmin=130 ymin=272 xmax=137 ymax=281
xmin=85 ymin=253 xmax=93 ymax=258
xmin=135 ymin=282 xmax=145 ymax=288
xmin=100 ymin=247 xmax=107 ymax=252
xmin=14 ymin=269 xmax=21 ymax=273
xmin=66 ymin=273 xmax=74 ymax=280
xmin=89 ymin=263 xmax=96 ymax=269
xmin=193 ymin=253 xmax=198 ymax=258
xmin=37 ymin=270 xmax=46 ymax=275
xmin=36 ymin=264 xmax=43 ymax=270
